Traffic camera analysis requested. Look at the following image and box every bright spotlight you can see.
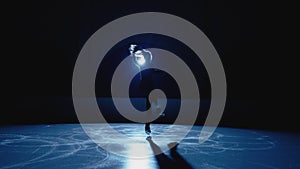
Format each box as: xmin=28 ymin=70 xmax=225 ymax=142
xmin=134 ymin=50 xmax=146 ymax=66
xmin=129 ymin=44 xmax=152 ymax=68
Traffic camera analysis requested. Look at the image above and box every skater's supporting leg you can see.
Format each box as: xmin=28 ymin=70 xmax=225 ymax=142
xmin=145 ymin=122 xmax=151 ymax=134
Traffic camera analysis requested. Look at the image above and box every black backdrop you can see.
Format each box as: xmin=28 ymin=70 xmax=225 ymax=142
xmin=1 ymin=0 xmax=298 ymax=132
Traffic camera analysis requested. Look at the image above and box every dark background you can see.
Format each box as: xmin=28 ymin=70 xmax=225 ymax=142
xmin=1 ymin=0 xmax=298 ymax=132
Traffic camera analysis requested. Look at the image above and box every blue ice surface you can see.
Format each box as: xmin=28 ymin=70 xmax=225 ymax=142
xmin=0 ymin=123 xmax=299 ymax=169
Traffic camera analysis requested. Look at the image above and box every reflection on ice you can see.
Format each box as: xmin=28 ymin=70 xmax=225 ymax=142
xmin=125 ymin=143 xmax=155 ymax=169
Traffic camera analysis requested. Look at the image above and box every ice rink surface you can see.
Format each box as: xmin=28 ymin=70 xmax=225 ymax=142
xmin=1 ymin=123 xmax=299 ymax=169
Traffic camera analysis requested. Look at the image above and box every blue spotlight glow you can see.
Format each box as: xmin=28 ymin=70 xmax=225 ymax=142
xmin=134 ymin=50 xmax=146 ymax=66
xmin=129 ymin=44 xmax=152 ymax=67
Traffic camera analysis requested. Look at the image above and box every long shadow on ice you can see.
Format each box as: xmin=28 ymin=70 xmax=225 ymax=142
xmin=146 ymin=137 xmax=193 ymax=169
